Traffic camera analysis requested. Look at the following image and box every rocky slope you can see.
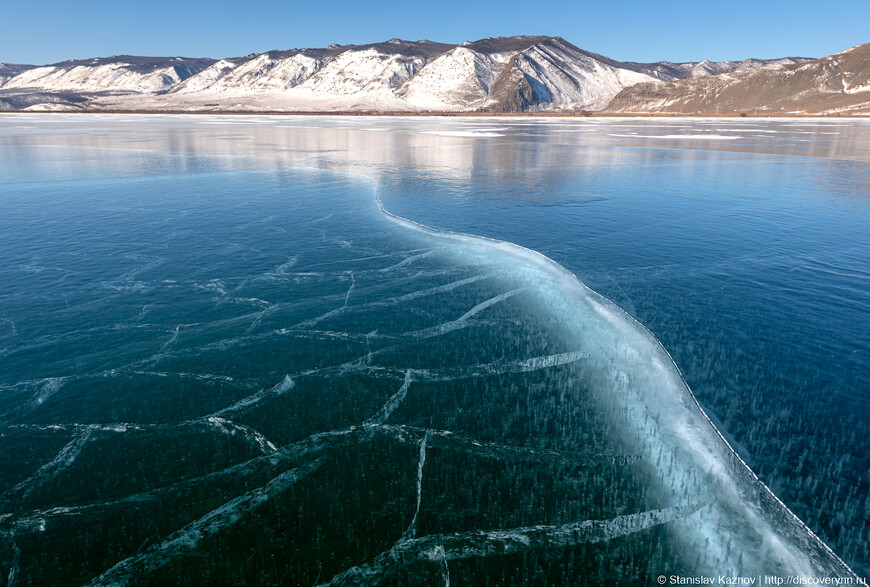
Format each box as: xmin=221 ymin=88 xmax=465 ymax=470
xmin=605 ymin=44 xmax=870 ymax=115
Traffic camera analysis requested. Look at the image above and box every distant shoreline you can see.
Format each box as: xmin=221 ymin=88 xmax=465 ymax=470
xmin=3 ymin=109 xmax=869 ymax=118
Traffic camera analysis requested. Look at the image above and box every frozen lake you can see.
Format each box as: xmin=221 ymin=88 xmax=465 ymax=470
xmin=0 ymin=114 xmax=867 ymax=584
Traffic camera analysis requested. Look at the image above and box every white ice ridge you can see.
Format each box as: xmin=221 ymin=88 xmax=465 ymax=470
xmin=86 ymin=459 xmax=325 ymax=586
xmin=368 ymin=186 xmax=859 ymax=577
xmin=322 ymin=502 xmax=710 ymax=585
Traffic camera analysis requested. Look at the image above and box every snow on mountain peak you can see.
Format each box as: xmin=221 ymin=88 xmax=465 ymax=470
xmin=0 ymin=36 xmax=828 ymax=113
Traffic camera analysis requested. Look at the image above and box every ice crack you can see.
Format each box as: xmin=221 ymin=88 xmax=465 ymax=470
xmin=205 ymin=417 xmax=278 ymax=454
xmin=363 ymin=371 xmax=413 ymax=426
xmin=385 ymin=274 xmax=490 ymax=304
xmin=401 ymin=431 xmax=428 ymax=542
xmin=1 ymin=529 xmax=19 ymax=587
xmin=86 ymin=459 xmax=325 ymax=586
xmin=321 ymin=502 xmax=710 ymax=585
xmin=403 ymin=288 xmax=526 ymax=339
xmin=1 ymin=426 xmax=101 ymax=504
xmin=209 ymin=374 xmax=295 ymax=418
xmin=377 ymin=250 xmax=438 ymax=273
xmin=416 ymin=350 xmax=591 ymax=381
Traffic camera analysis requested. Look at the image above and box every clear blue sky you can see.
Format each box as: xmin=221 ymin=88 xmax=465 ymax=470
xmin=3 ymin=0 xmax=869 ymax=65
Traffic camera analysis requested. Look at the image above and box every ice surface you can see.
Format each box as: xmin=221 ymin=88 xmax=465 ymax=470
xmin=607 ymin=133 xmax=743 ymax=140
xmin=0 ymin=116 xmax=863 ymax=585
xmin=421 ymin=130 xmax=506 ymax=137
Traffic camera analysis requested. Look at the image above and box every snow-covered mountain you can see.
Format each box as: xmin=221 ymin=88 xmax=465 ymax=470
xmin=0 ymin=37 xmax=813 ymax=112
xmin=620 ymin=57 xmax=811 ymax=82
xmin=605 ymin=43 xmax=870 ymax=115
xmin=392 ymin=36 xmax=659 ymax=111
xmin=2 ymin=56 xmax=214 ymax=93
xmin=0 ymin=63 xmax=35 ymax=85
xmin=170 ymin=40 xmax=452 ymax=96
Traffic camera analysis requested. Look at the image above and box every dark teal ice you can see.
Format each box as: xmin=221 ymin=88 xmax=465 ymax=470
xmin=0 ymin=115 xmax=866 ymax=585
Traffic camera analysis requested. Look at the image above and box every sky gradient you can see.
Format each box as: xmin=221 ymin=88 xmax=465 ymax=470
xmin=3 ymin=0 xmax=869 ymax=65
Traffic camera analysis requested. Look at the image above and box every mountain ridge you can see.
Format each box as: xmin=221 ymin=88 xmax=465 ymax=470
xmin=605 ymin=43 xmax=870 ymax=115
xmin=0 ymin=36 xmax=823 ymax=113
